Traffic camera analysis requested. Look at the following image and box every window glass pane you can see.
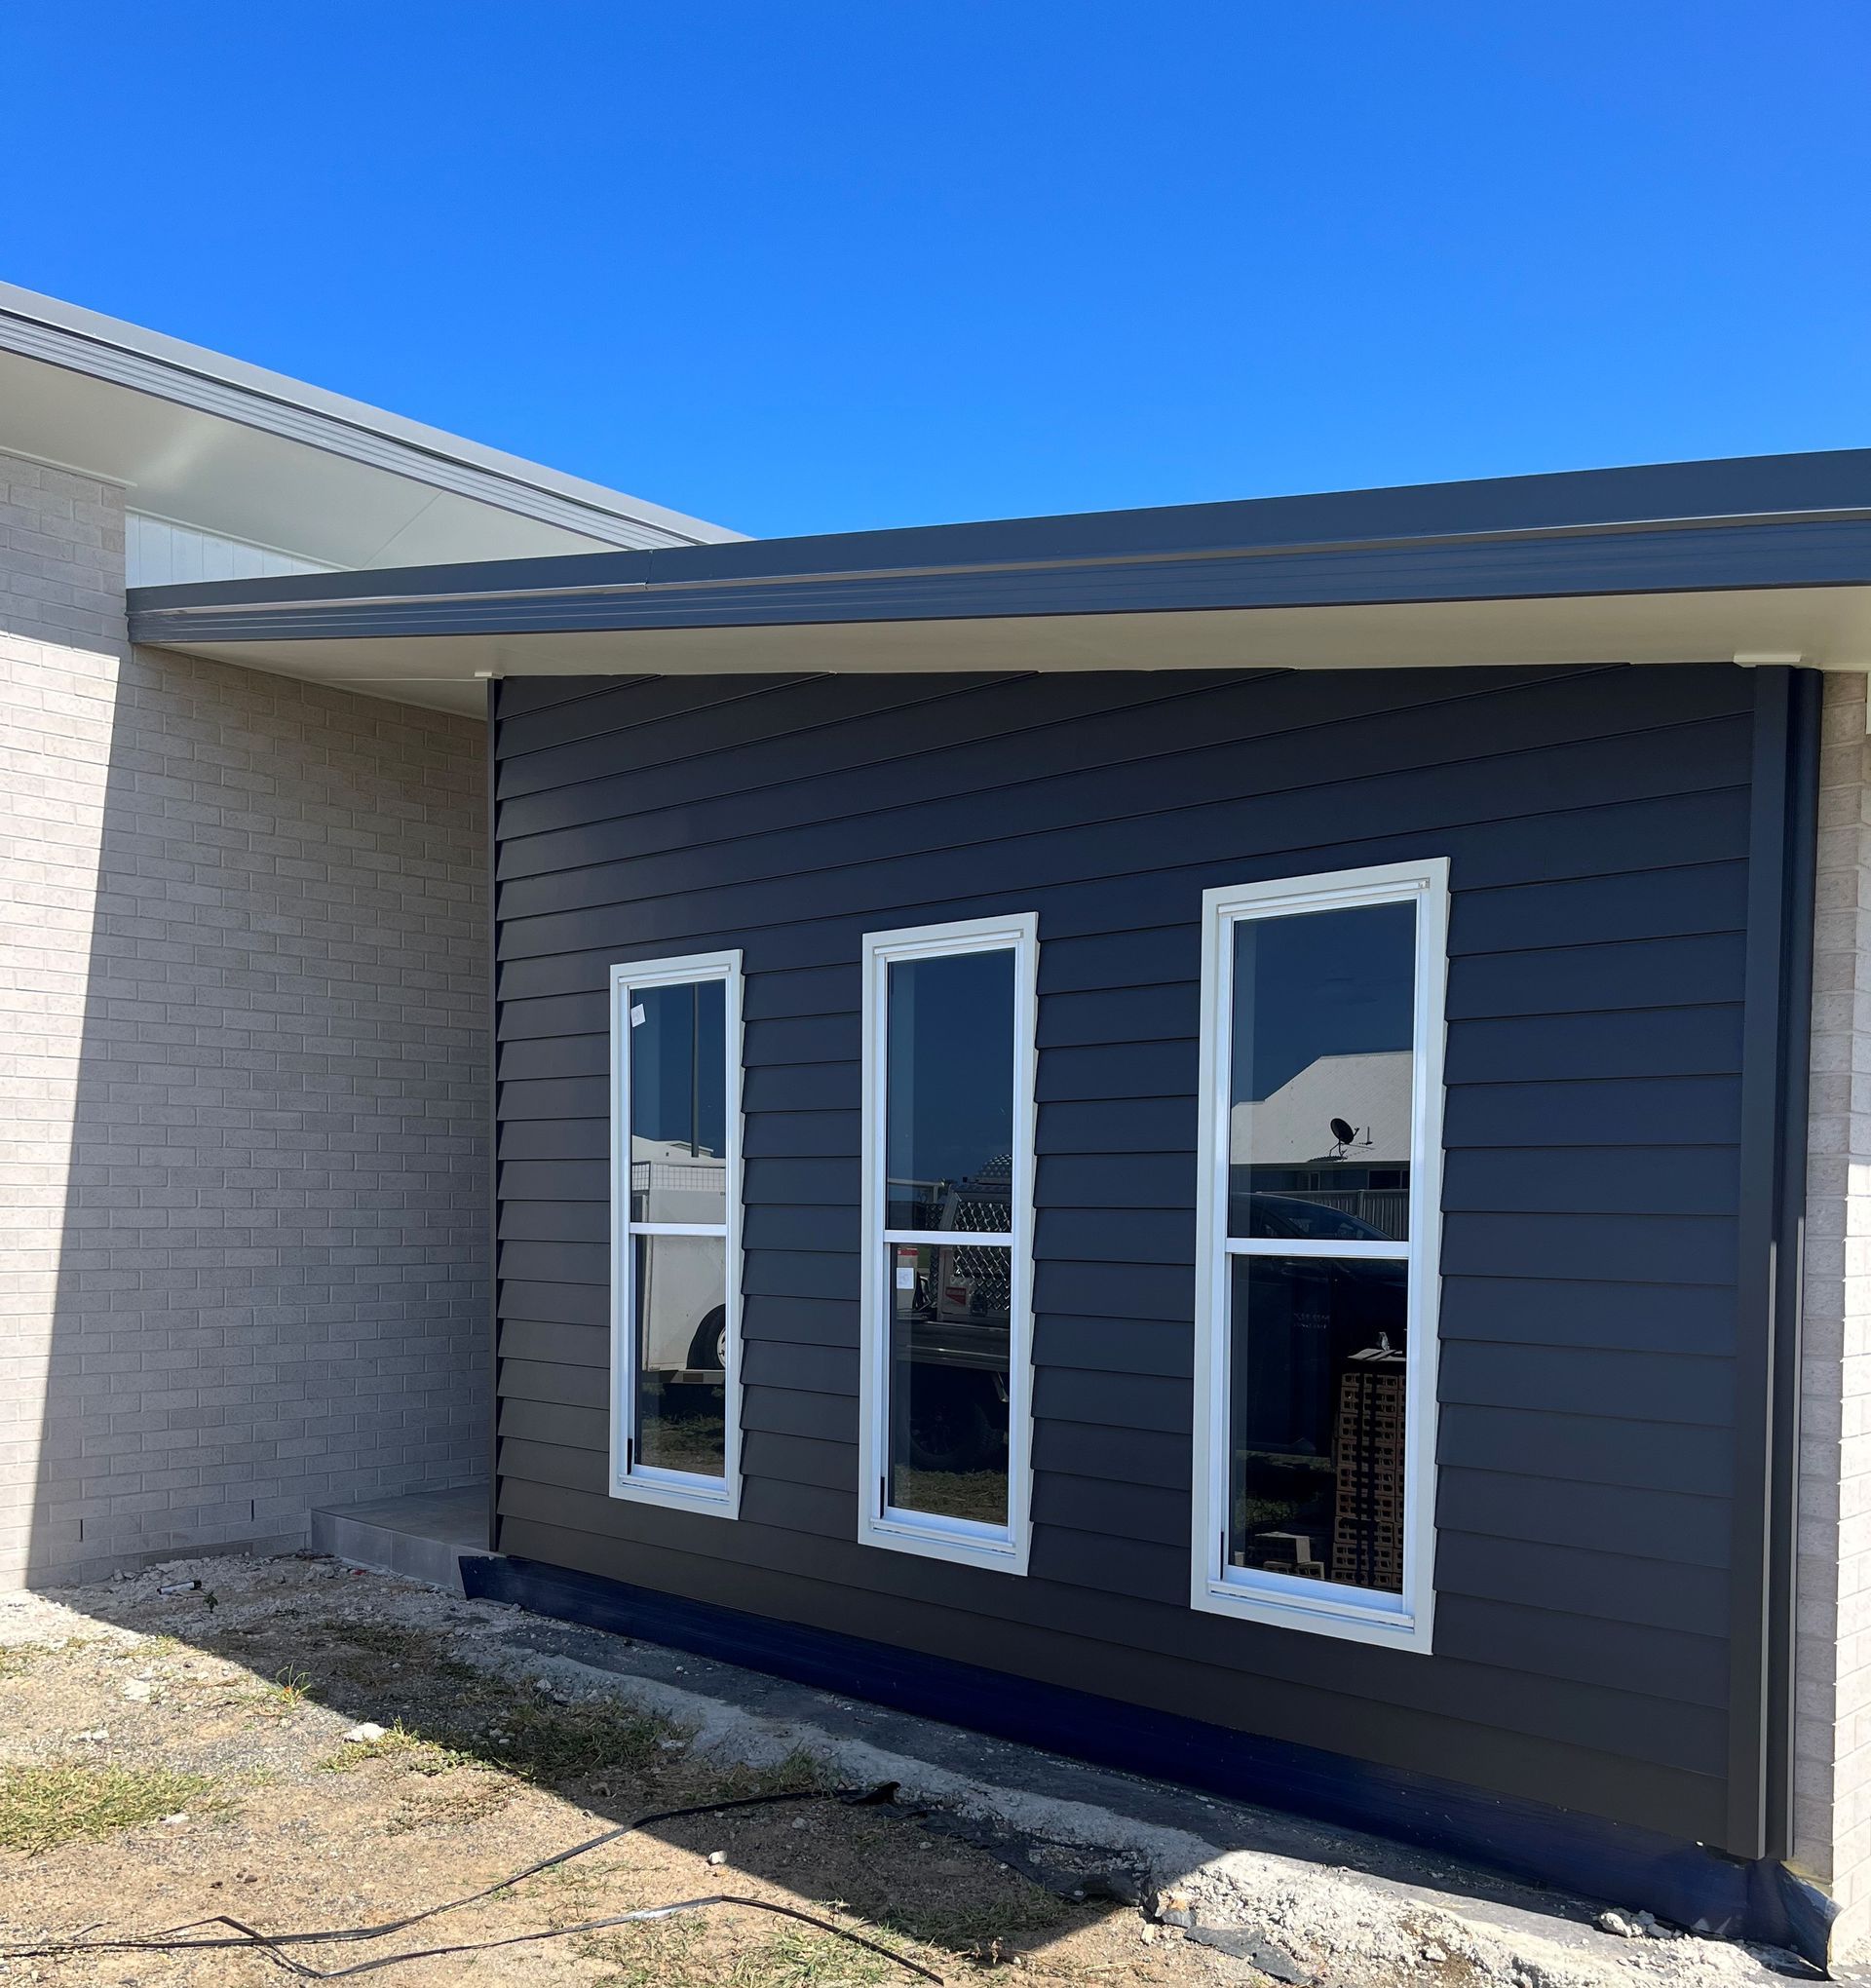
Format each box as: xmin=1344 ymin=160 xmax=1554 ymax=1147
xmin=1228 ymin=1254 xmax=1407 ymax=1593
xmin=633 ymin=1234 xmax=727 ymax=1478
xmin=885 ymin=1240 xmax=1010 ymax=1528
xmin=1229 ymin=901 xmax=1415 ymax=1242
xmin=629 ymin=978 xmax=727 ymax=1223
xmin=885 ymin=950 xmax=1014 ymax=1234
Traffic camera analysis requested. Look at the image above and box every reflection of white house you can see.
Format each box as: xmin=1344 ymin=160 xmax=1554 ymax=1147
xmin=1232 ymin=1051 xmax=1413 ymax=1168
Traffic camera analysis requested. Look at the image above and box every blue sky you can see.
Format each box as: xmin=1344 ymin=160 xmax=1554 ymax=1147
xmin=2 ymin=3 xmax=1866 ymax=540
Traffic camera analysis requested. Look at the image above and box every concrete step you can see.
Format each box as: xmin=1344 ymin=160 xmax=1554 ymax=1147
xmin=308 ymin=1484 xmax=491 ymax=1594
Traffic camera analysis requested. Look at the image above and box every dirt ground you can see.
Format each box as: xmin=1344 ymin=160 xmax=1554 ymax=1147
xmin=0 ymin=1552 xmax=1239 ymax=1987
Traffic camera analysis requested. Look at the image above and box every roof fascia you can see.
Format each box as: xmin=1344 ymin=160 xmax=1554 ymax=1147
xmin=128 ymin=502 xmax=1871 ymax=650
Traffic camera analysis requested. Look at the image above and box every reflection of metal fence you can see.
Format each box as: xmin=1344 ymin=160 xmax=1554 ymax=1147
xmin=1294 ymin=1189 xmax=1410 ymax=1240
xmin=946 ymin=1242 xmax=1012 ymax=1313
xmin=946 ymin=1196 xmax=1010 ymax=1234
xmin=630 ymin=1163 xmax=725 ymax=1195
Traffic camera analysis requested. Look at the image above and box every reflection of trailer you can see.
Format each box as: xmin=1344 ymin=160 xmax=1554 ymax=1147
xmin=632 ymin=1143 xmax=728 ymax=1382
xmin=638 ymin=1235 xmax=726 ymax=1380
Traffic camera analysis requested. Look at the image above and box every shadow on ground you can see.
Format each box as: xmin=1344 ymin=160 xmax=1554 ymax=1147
xmin=6 ymin=1553 xmax=1170 ymax=1985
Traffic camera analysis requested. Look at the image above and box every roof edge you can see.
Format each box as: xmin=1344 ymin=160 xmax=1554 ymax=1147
xmin=128 ymin=441 xmax=1871 ymax=618
xmin=0 ymin=279 xmax=745 ymax=551
xmin=127 ymin=513 xmax=1871 ymax=657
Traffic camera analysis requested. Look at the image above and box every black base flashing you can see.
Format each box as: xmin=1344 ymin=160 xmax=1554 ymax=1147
xmin=459 ymin=1552 xmax=1833 ymax=1967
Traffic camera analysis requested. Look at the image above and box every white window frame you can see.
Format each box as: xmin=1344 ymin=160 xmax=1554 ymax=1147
xmin=1190 ymin=859 xmax=1448 ymax=1652
xmin=608 ymin=948 xmax=744 ymax=1517
xmin=859 ymin=913 xmax=1038 ymax=1574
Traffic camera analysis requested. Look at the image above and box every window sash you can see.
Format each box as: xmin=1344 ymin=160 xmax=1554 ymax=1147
xmin=1225 ymin=1237 xmax=1407 ymax=1260
xmin=882 ymin=1228 xmax=1015 ymax=1247
xmin=608 ymin=950 xmax=744 ymax=1518
xmin=1191 ymin=860 xmax=1447 ymax=1653
xmin=859 ymin=913 xmax=1038 ymax=1575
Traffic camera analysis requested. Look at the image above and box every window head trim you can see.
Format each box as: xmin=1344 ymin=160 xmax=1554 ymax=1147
xmin=607 ymin=947 xmax=744 ymax=1518
xmin=859 ymin=912 xmax=1038 ymax=1575
xmin=1190 ymin=859 xmax=1448 ymax=1652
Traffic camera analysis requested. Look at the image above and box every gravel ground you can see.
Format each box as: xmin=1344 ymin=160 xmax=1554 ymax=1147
xmin=0 ymin=1552 xmax=1240 ymax=1987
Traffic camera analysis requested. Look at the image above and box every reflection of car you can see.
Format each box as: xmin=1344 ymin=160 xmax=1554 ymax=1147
xmin=1231 ymin=1190 xmax=1390 ymax=1242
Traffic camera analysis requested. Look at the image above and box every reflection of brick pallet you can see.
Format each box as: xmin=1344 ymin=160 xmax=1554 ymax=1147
xmin=1332 ymin=1369 xmax=1405 ymax=1591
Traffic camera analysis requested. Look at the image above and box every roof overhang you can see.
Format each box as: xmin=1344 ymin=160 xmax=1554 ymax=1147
xmin=0 ymin=281 xmax=741 ymax=570
xmin=130 ymin=449 xmax=1871 ymax=716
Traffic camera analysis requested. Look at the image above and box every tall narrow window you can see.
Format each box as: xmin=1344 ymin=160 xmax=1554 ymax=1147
xmin=609 ymin=950 xmax=743 ymax=1514
xmin=859 ymin=914 xmax=1037 ymax=1572
xmin=1192 ymin=860 xmax=1447 ymax=1649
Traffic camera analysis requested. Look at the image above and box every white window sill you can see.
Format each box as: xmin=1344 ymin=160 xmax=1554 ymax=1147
xmin=1190 ymin=1573 xmax=1432 ymax=1652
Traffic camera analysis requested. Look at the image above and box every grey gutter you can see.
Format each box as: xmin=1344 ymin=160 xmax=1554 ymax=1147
xmin=127 ymin=447 xmax=1871 ymax=647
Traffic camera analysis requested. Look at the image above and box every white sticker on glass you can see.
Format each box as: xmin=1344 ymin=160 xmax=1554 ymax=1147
xmin=630 ymin=1003 xmax=646 ymax=1027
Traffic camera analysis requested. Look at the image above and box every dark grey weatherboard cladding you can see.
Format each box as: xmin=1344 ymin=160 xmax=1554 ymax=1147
xmin=492 ymin=663 xmax=1775 ymax=1854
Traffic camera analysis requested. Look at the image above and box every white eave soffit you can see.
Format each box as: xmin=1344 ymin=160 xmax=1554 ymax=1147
xmin=0 ymin=281 xmax=743 ymax=572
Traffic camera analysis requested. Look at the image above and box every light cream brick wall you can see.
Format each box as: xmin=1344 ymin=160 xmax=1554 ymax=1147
xmin=1797 ymin=668 xmax=1871 ymax=1954
xmin=0 ymin=446 xmax=488 ymax=1587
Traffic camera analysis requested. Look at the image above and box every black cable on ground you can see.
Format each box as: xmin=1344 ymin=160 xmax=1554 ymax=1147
xmin=132 ymin=1892 xmax=941 ymax=1983
xmin=0 ymin=1782 xmax=943 ymax=1983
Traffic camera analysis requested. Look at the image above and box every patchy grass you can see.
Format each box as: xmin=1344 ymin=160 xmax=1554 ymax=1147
xmin=248 ymin=1616 xmax=691 ymax=1793
xmin=882 ymin=1886 xmax=1075 ymax=1959
xmin=0 ymin=1762 xmax=214 ymax=1854
xmin=700 ymin=1745 xmax=837 ymax=1803
xmin=580 ymin=1918 xmax=897 ymax=1988
xmin=317 ymin=1719 xmax=471 ymax=1777
xmin=385 ymin=1771 xmax=514 ymax=1835
xmin=325 ymin=1622 xmax=435 ymax=1661
xmin=578 ymin=1916 xmax=705 ymax=1986
xmin=318 ymin=1623 xmax=680 ymax=1782
xmin=0 ymin=1646 xmax=42 ymax=1682
xmin=735 ymin=1924 xmax=897 ymax=1986
xmin=445 ymin=1689 xmax=679 ymax=1786
xmin=261 ymin=1663 xmax=316 ymax=1712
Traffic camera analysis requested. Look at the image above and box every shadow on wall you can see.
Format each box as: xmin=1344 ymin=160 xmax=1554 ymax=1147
xmin=8 ymin=621 xmax=491 ymax=1587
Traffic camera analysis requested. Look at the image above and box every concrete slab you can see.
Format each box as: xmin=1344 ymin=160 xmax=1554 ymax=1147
xmin=308 ymin=1483 xmax=489 ymax=1593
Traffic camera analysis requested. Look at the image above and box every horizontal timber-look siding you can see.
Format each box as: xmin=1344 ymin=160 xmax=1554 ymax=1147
xmin=491 ymin=663 xmax=1768 ymax=1850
